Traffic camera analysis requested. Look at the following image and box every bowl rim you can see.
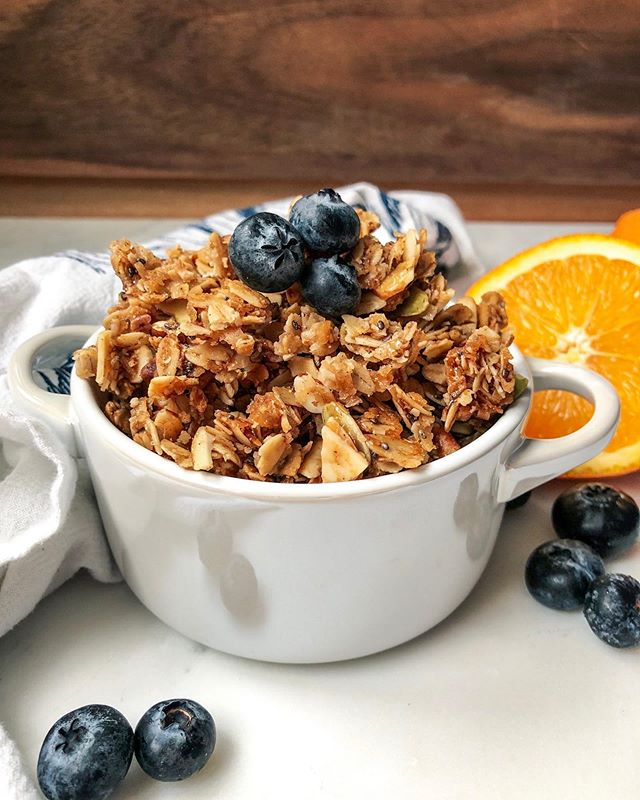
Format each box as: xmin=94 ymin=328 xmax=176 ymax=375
xmin=70 ymin=329 xmax=532 ymax=503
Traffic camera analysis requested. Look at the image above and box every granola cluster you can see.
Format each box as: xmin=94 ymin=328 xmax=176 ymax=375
xmin=74 ymin=210 xmax=516 ymax=483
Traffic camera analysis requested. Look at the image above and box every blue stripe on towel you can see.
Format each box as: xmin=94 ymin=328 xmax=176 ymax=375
xmin=378 ymin=191 xmax=403 ymax=229
xmin=432 ymin=221 xmax=453 ymax=256
xmin=38 ymin=354 xmax=74 ymax=396
xmin=237 ymin=205 xmax=257 ymax=219
xmin=55 ymin=251 xmax=111 ymax=274
xmin=188 ymin=222 xmax=215 ymax=234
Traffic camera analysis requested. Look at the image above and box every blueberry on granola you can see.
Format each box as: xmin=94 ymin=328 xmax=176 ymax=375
xmin=37 ymin=704 xmax=133 ymax=800
xmin=583 ymin=573 xmax=640 ymax=648
xmin=552 ymin=483 xmax=639 ymax=558
xmin=290 ymin=189 xmax=360 ymax=255
xmin=228 ymin=212 xmax=306 ymax=292
xmin=300 ymin=255 xmax=361 ymax=318
xmin=134 ymin=699 xmax=216 ymax=782
xmin=525 ymin=539 xmax=604 ymax=610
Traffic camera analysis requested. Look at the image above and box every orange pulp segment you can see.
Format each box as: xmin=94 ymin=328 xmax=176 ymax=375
xmin=468 ymin=235 xmax=640 ymax=478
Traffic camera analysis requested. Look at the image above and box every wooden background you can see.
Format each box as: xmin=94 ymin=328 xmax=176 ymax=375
xmin=1 ymin=0 xmax=639 ymax=219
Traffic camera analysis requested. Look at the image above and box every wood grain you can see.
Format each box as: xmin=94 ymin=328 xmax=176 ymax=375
xmin=1 ymin=177 xmax=635 ymax=221
xmin=1 ymin=0 xmax=639 ymax=189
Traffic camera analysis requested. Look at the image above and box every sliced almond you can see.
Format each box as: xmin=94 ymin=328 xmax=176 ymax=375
xmin=191 ymin=426 xmax=214 ymax=471
xmin=421 ymin=362 xmax=447 ymax=385
xmin=226 ymin=280 xmax=271 ymax=308
xmin=144 ymin=418 xmax=163 ymax=454
xmin=276 ymin=443 xmax=304 ymax=477
xmin=373 ymin=229 xmax=419 ymax=300
xmin=263 ymin=292 xmax=284 ymax=305
xmin=179 ymin=322 xmax=213 ymax=338
xmin=185 ymin=342 xmax=229 ymax=369
xmin=321 ymin=418 xmax=369 ymax=482
xmin=299 ymin=438 xmax=322 ymax=479
xmin=155 ymin=335 xmax=181 ymax=377
xmin=95 ymin=330 xmax=113 ymax=389
xmin=148 ymin=375 xmax=194 ymax=400
xmin=432 ymin=303 xmax=475 ymax=328
xmin=272 ymin=385 xmax=300 ymax=407
xmin=154 ymin=408 xmax=183 ymax=441
xmin=355 ymin=291 xmax=387 ymax=315
xmin=161 ymin=440 xmax=193 ymax=469
xmin=207 ymin=297 xmax=240 ymax=330
xmin=73 ymin=345 xmax=97 ymax=379
xmin=116 ymin=332 xmax=149 ymax=347
xmin=289 ymin=356 xmax=319 ymax=379
xmin=374 ymin=260 xmax=415 ymax=300
xmin=126 ymin=344 xmax=154 ymax=384
xmin=321 ymin=402 xmax=371 ymax=463
xmin=158 ymin=298 xmax=192 ymax=324
xmin=457 ymin=296 xmax=478 ymax=326
xmin=294 ymin=375 xmax=334 ymax=414
xmin=365 ymin=434 xmax=424 ymax=469
xmin=255 ymin=433 xmax=288 ymax=476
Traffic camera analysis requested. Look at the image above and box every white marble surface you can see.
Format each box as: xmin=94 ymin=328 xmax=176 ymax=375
xmin=2 ymin=218 xmax=639 ymax=800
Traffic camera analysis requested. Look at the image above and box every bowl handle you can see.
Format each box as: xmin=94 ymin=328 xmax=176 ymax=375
xmin=7 ymin=325 xmax=96 ymax=456
xmin=497 ymin=357 xmax=621 ymax=503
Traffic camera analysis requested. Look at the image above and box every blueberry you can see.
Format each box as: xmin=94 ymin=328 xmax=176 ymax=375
xmin=552 ymin=483 xmax=639 ymax=558
xmin=584 ymin=573 xmax=640 ymax=648
xmin=37 ymin=705 xmax=133 ymax=800
xmin=300 ymin=255 xmax=361 ymax=318
xmin=525 ymin=539 xmax=605 ymax=610
xmin=134 ymin=699 xmax=216 ymax=782
xmin=506 ymin=490 xmax=531 ymax=511
xmin=290 ymin=188 xmax=360 ymax=255
xmin=228 ymin=212 xmax=306 ymax=292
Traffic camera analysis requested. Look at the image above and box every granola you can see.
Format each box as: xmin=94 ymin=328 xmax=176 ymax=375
xmin=75 ymin=195 xmax=516 ymax=483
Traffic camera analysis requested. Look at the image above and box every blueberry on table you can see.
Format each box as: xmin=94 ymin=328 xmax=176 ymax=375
xmin=525 ymin=539 xmax=605 ymax=610
xmin=584 ymin=573 xmax=640 ymax=648
xmin=134 ymin=699 xmax=216 ymax=782
xmin=300 ymin=255 xmax=361 ymax=318
xmin=552 ymin=483 xmax=639 ymax=558
xmin=506 ymin=490 xmax=531 ymax=511
xmin=37 ymin=704 xmax=133 ymax=800
xmin=228 ymin=212 xmax=306 ymax=292
xmin=290 ymin=188 xmax=360 ymax=255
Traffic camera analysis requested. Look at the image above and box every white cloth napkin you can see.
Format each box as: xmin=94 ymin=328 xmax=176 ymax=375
xmin=0 ymin=725 xmax=39 ymax=800
xmin=0 ymin=183 xmax=482 ymax=796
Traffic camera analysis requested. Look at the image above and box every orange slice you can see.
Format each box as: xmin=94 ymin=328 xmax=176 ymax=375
xmin=468 ymin=235 xmax=640 ymax=478
xmin=613 ymin=208 xmax=640 ymax=245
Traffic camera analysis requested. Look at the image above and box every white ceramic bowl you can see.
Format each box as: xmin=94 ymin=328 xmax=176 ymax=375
xmin=10 ymin=326 xmax=620 ymax=663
